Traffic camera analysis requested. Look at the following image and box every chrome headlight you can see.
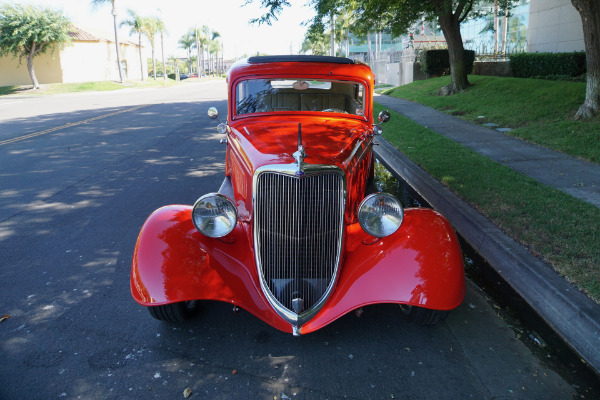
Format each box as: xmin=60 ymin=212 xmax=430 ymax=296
xmin=358 ymin=193 xmax=404 ymax=237
xmin=192 ymin=193 xmax=237 ymax=238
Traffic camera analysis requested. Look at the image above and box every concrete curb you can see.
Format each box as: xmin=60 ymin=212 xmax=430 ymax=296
xmin=374 ymin=137 xmax=600 ymax=375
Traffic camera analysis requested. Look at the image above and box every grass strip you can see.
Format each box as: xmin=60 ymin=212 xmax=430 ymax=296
xmin=374 ymin=102 xmax=600 ymax=302
xmin=0 ymin=76 xmax=220 ymax=96
xmin=382 ymin=75 xmax=600 ymax=164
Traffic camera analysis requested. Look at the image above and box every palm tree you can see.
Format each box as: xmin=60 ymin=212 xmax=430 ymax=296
xmin=120 ymin=10 xmax=146 ymax=80
xmin=200 ymin=25 xmax=211 ymax=75
xmin=91 ymin=0 xmax=123 ymax=82
xmin=143 ymin=17 xmax=158 ymax=79
xmin=209 ymin=31 xmax=221 ymax=76
xmin=178 ymin=33 xmax=195 ymax=75
xmin=154 ymin=17 xmax=167 ymax=85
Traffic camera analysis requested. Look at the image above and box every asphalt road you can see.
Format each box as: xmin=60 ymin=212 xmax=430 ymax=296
xmin=0 ymin=81 xmax=579 ymax=399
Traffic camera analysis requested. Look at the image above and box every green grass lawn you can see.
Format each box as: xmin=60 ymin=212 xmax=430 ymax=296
xmin=374 ymin=101 xmax=600 ymax=303
xmin=383 ymin=75 xmax=600 ymax=163
xmin=0 ymin=76 xmax=218 ymax=96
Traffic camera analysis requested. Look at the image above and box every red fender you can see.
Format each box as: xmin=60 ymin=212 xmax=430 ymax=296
xmin=302 ymin=208 xmax=465 ymax=333
xmin=131 ymin=206 xmax=464 ymax=334
xmin=130 ymin=205 xmax=291 ymax=332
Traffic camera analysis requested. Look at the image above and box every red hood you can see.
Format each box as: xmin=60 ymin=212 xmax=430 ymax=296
xmin=228 ymin=116 xmax=371 ymax=172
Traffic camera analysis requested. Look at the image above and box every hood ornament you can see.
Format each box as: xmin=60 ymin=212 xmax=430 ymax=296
xmin=293 ymin=123 xmax=306 ymax=176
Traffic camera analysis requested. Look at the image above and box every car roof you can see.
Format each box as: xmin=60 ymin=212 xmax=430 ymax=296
xmin=247 ymin=55 xmax=356 ymax=64
xmin=227 ymin=55 xmax=374 ymax=85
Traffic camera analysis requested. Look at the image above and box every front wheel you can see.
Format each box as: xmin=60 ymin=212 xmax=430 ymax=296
xmin=399 ymin=304 xmax=448 ymax=325
xmin=147 ymin=301 xmax=200 ymax=322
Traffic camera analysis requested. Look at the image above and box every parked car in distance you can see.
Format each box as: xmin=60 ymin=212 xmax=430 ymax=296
xmin=179 ymin=73 xmax=189 ymax=80
xmin=131 ymin=55 xmax=465 ymax=335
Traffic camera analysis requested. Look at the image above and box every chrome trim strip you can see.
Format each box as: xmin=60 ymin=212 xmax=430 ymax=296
xmin=252 ymin=162 xmax=347 ymax=333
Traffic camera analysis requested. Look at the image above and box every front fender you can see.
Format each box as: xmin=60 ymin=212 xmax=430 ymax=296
xmin=130 ymin=205 xmax=291 ymax=332
xmin=302 ymin=208 xmax=465 ymax=334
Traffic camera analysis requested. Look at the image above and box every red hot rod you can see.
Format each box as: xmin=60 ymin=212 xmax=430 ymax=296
xmin=131 ymin=55 xmax=465 ymax=335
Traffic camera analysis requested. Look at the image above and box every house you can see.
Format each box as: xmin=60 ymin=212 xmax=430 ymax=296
xmin=0 ymin=25 xmax=147 ymax=86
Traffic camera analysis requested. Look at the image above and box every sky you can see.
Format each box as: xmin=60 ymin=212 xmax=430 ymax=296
xmin=22 ymin=0 xmax=316 ymax=60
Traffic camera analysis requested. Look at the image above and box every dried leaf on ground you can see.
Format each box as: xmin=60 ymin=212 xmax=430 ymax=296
xmin=0 ymin=315 xmax=10 ymax=322
xmin=183 ymin=387 xmax=192 ymax=398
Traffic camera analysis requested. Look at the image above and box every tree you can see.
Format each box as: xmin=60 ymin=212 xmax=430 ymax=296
xmin=250 ymin=0 xmax=481 ymax=95
xmin=154 ymin=16 xmax=168 ymax=85
xmin=120 ymin=10 xmax=146 ymax=80
xmin=91 ymin=0 xmax=123 ymax=83
xmin=301 ymin=22 xmax=330 ymax=55
xmin=0 ymin=4 xmax=71 ymax=89
xmin=209 ymin=31 xmax=221 ymax=76
xmin=189 ymin=26 xmax=210 ymax=76
xmin=571 ymin=0 xmax=600 ymax=119
xmin=179 ymin=33 xmax=195 ymax=75
xmin=143 ymin=17 xmax=158 ymax=79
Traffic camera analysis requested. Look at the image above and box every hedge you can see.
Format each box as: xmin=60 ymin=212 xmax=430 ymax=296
xmin=509 ymin=52 xmax=586 ymax=79
xmin=418 ymin=49 xmax=476 ymax=77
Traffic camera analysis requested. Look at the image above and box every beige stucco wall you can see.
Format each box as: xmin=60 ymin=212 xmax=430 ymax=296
xmin=528 ymin=0 xmax=584 ymax=52
xmin=0 ymin=51 xmax=64 ymax=86
xmin=0 ymin=40 xmax=147 ymax=86
xmin=60 ymin=41 xmax=147 ymax=82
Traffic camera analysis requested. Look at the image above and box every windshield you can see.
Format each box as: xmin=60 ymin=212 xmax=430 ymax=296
xmin=235 ymin=78 xmax=365 ymax=117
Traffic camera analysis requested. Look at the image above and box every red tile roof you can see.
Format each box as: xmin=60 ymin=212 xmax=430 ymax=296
xmin=66 ymin=25 xmax=140 ymax=47
xmin=67 ymin=25 xmax=102 ymax=42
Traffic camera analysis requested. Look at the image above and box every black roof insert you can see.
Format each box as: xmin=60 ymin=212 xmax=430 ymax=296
xmin=247 ymin=55 xmax=355 ymax=64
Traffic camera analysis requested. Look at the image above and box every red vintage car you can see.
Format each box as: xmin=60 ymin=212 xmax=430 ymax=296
xmin=131 ymin=55 xmax=465 ymax=335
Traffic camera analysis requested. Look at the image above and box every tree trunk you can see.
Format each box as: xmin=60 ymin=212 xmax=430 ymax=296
xmin=152 ymin=45 xmax=156 ymax=80
xmin=502 ymin=9 xmax=508 ymax=54
xmin=493 ymin=0 xmax=499 ymax=55
xmin=112 ymin=6 xmax=123 ymax=83
xmin=201 ymin=44 xmax=205 ymax=76
xmin=367 ymin=32 xmax=372 ymax=62
xmin=330 ymin=11 xmax=335 ymax=57
xmin=437 ymin=11 xmax=471 ymax=95
xmin=572 ymin=0 xmax=600 ymax=119
xmin=161 ymin=33 xmax=166 ymax=86
xmin=195 ymin=33 xmax=201 ymax=76
xmin=26 ymin=44 xmax=40 ymax=89
xmin=138 ymin=33 xmax=144 ymax=81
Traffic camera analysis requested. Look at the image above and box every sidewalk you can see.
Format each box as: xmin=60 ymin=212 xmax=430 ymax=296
xmin=374 ymin=94 xmax=600 ymax=209
xmin=372 ymin=94 xmax=600 ymax=375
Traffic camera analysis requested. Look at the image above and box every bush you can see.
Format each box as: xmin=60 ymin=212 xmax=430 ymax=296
xmin=419 ymin=49 xmax=475 ymax=77
xmin=167 ymin=73 xmax=176 ymax=80
xmin=509 ymin=52 xmax=586 ymax=79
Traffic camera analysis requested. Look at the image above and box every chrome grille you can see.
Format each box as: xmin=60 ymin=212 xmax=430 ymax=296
xmin=255 ymin=170 xmax=344 ymax=315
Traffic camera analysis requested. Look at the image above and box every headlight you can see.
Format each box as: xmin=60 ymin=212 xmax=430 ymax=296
xmin=192 ymin=193 xmax=237 ymax=238
xmin=358 ymin=193 xmax=404 ymax=237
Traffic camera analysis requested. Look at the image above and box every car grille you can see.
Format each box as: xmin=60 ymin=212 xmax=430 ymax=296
xmin=254 ymin=170 xmax=344 ymax=316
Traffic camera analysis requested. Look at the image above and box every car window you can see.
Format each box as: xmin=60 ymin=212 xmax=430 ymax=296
xmin=235 ymin=79 xmax=365 ymax=117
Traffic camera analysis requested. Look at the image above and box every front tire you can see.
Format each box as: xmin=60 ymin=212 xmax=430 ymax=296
xmin=147 ymin=301 xmax=199 ymax=322
xmin=399 ymin=305 xmax=448 ymax=325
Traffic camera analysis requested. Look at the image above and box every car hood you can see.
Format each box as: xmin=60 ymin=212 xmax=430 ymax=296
xmin=228 ymin=116 xmax=371 ymax=172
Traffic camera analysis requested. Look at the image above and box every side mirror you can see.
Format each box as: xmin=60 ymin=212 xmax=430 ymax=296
xmin=378 ymin=110 xmax=391 ymax=123
xmin=208 ymin=107 xmax=219 ymax=119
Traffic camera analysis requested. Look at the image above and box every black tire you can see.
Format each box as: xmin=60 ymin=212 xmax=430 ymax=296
xmin=147 ymin=301 xmax=199 ymax=322
xmin=399 ymin=304 xmax=448 ymax=325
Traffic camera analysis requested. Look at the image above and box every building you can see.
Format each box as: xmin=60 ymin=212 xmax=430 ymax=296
xmin=0 ymin=25 xmax=147 ymax=87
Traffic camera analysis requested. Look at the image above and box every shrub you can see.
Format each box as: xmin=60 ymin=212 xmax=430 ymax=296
xmin=509 ymin=52 xmax=586 ymax=79
xmin=418 ymin=49 xmax=475 ymax=77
